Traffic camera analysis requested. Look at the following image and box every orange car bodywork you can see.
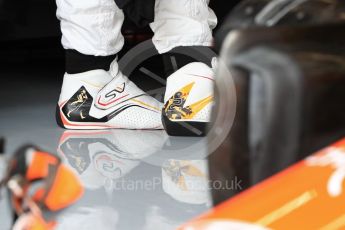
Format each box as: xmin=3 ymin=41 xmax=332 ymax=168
xmin=180 ymin=139 xmax=345 ymax=230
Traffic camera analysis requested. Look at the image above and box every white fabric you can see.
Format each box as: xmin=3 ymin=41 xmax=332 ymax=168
xmin=56 ymin=0 xmax=125 ymax=56
xmin=150 ymin=0 xmax=217 ymax=53
xmin=56 ymin=0 xmax=217 ymax=55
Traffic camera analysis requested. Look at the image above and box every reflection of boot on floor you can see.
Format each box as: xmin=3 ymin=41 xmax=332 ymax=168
xmin=58 ymin=129 xmax=168 ymax=190
xmin=162 ymin=159 xmax=209 ymax=205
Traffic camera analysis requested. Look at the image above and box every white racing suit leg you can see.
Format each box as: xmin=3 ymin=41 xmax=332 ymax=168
xmin=56 ymin=0 xmax=125 ymax=56
xmin=152 ymin=0 xmax=218 ymax=136
xmin=150 ymin=0 xmax=218 ymax=54
xmin=56 ymin=0 xmax=164 ymax=130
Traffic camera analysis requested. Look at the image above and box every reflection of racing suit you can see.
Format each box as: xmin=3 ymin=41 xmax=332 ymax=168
xmin=56 ymin=0 xmax=217 ymax=56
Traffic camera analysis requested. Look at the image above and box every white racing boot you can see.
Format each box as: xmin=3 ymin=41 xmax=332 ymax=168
xmin=162 ymin=62 xmax=215 ymax=136
xmin=56 ymin=66 xmax=163 ymax=130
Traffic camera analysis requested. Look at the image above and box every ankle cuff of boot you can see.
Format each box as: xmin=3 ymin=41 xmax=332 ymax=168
xmin=162 ymin=46 xmax=216 ymax=77
xmin=65 ymin=49 xmax=116 ymax=74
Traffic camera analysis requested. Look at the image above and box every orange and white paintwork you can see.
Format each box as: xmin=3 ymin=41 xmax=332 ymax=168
xmin=179 ymin=138 xmax=345 ymax=230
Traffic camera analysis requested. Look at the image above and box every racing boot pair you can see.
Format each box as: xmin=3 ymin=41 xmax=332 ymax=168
xmin=56 ymin=52 xmax=215 ymax=136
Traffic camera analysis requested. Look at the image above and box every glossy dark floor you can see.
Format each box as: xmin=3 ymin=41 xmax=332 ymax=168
xmin=0 ymin=58 xmax=210 ymax=230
